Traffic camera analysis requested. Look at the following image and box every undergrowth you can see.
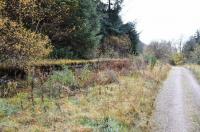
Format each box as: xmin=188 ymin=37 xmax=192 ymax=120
xmin=0 ymin=62 xmax=170 ymax=131
xmin=185 ymin=65 xmax=200 ymax=131
xmin=186 ymin=65 xmax=200 ymax=81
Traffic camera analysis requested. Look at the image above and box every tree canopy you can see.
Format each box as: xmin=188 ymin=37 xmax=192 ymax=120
xmin=182 ymin=30 xmax=200 ymax=64
xmin=0 ymin=0 xmax=139 ymax=61
xmin=0 ymin=18 xmax=52 ymax=64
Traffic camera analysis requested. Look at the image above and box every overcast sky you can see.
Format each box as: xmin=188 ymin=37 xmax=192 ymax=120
xmin=121 ymin=0 xmax=200 ymax=44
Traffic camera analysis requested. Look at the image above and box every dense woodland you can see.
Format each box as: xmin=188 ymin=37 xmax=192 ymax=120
xmin=1 ymin=0 xmax=200 ymax=66
xmin=0 ymin=0 xmax=139 ymax=65
xmin=182 ymin=31 xmax=200 ymax=63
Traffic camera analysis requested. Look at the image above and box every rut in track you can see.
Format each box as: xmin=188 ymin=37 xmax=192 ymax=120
xmin=152 ymin=67 xmax=200 ymax=132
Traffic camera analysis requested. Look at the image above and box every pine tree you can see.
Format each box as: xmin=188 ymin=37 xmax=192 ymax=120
xmin=71 ymin=0 xmax=101 ymax=58
xmin=98 ymin=0 xmax=139 ymax=55
xmin=120 ymin=22 xmax=139 ymax=54
xmin=99 ymin=0 xmax=123 ymax=36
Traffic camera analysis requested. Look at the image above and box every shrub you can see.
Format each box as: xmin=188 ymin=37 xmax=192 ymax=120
xmin=50 ymin=48 xmax=74 ymax=59
xmin=77 ymin=65 xmax=93 ymax=88
xmin=0 ymin=81 xmax=17 ymax=97
xmin=0 ymin=0 xmax=5 ymax=12
xmin=99 ymin=35 xmax=132 ymax=58
xmin=170 ymin=53 xmax=185 ymax=65
xmin=144 ymin=55 xmax=157 ymax=69
xmin=50 ymin=67 xmax=76 ymax=86
xmin=0 ymin=99 xmax=20 ymax=118
xmin=190 ymin=45 xmax=200 ymax=64
xmin=145 ymin=40 xmax=175 ymax=63
xmin=86 ymin=70 xmax=119 ymax=86
xmin=0 ymin=18 xmax=52 ymax=65
xmin=41 ymin=67 xmax=77 ymax=98
xmin=102 ymin=70 xmax=119 ymax=84
xmin=97 ymin=117 xmax=127 ymax=131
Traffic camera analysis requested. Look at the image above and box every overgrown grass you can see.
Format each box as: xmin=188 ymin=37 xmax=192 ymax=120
xmin=185 ymin=65 xmax=200 ymax=130
xmin=186 ymin=65 xmax=200 ymax=81
xmin=0 ymin=58 xmax=129 ymax=69
xmin=0 ymin=63 xmax=170 ymax=131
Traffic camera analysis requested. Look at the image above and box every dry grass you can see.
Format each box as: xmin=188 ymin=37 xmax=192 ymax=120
xmin=0 ymin=58 xmax=129 ymax=69
xmin=185 ymin=65 xmax=200 ymax=81
xmin=0 ymin=64 xmax=170 ymax=131
xmin=185 ymin=64 xmax=200 ymax=130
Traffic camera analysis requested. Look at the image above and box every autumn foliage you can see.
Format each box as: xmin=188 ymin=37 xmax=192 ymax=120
xmin=0 ymin=18 xmax=52 ymax=64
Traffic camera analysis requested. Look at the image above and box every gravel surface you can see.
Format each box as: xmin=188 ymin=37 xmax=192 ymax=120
xmin=152 ymin=67 xmax=200 ymax=132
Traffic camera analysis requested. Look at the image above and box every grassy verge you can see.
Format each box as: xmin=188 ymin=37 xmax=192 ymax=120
xmin=185 ymin=65 xmax=200 ymax=130
xmin=186 ymin=65 xmax=200 ymax=81
xmin=0 ymin=64 xmax=170 ymax=131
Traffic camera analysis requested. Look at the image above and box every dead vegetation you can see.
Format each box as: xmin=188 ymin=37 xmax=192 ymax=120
xmin=0 ymin=58 xmax=171 ymax=131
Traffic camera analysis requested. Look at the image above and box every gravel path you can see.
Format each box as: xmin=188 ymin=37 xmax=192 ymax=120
xmin=152 ymin=67 xmax=200 ymax=132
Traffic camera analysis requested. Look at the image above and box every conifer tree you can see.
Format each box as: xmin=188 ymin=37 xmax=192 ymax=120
xmin=70 ymin=0 xmax=101 ymax=58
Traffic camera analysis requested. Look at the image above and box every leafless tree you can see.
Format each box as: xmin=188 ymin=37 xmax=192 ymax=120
xmin=145 ymin=40 xmax=176 ymax=63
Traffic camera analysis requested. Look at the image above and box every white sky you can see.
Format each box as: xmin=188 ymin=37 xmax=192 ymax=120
xmin=121 ymin=0 xmax=200 ymax=44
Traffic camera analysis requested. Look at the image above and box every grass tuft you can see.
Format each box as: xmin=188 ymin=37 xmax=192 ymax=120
xmin=0 ymin=62 xmax=170 ymax=131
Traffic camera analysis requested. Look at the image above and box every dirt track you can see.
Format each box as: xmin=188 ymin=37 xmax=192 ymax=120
xmin=152 ymin=67 xmax=200 ymax=132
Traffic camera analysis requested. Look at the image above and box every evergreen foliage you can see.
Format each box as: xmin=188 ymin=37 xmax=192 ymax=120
xmin=69 ymin=0 xmax=101 ymax=58
xmin=3 ymin=0 xmax=101 ymax=59
xmin=120 ymin=22 xmax=139 ymax=54
xmin=98 ymin=0 xmax=139 ymax=56
xmin=0 ymin=0 xmax=139 ymax=60
xmin=183 ymin=30 xmax=200 ymax=62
